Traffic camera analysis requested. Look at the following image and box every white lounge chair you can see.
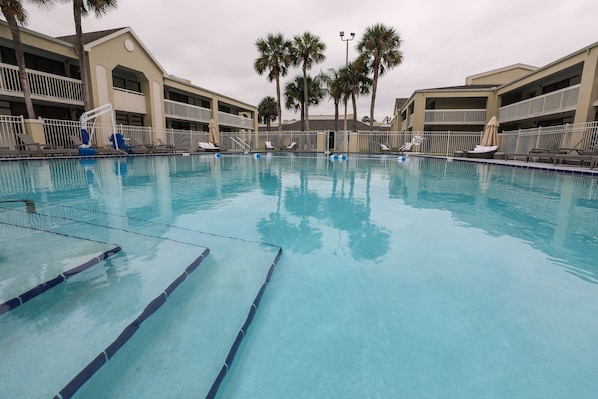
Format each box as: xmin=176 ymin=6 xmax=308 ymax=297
xmin=286 ymin=142 xmax=297 ymax=150
xmin=463 ymin=145 xmax=499 ymax=159
xmin=380 ymin=143 xmax=390 ymax=152
xmin=198 ymin=142 xmax=220 ymax=152
xmin=265 ymin=141 xmax=275 ymax=150
xmin=398 ymin=135 xmax=425 ymax=153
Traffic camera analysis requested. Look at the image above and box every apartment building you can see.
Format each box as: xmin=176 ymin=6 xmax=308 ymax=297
xmin=393 ymin=42 xmax=598 ymax=134
xmin=0 ymin=21 xmax=257 ymax=147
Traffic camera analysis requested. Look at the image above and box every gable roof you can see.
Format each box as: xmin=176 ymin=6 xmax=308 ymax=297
xmin=56 ymin=28 xmax=125 ymax=46
xmin=56 ymin=27 xmax=166 ymax=75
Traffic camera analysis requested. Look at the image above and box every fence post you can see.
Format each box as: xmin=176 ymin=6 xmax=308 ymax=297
xmin=446 ymin=130 xmax=451 ymax=156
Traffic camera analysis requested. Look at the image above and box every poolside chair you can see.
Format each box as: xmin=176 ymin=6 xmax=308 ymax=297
xmin=156 ymin=138 xmax=176 ymax=152
xmin=198 ymin=142 xmax=221 ymax=152
xmin=16 ymin=133 xmax=76 ymax=156
xmin=129 ymin=138 xmax=151 ymax=154
xmin=398 ymin=135 xmax=424 ymax=153
xmin=0 ymin=146 xmax=20 ymax=158
xmin=551 ymin=148 xmax=598 ymax=169
xmin=285 ymin=142 xmax=297 ymax=150
xmin=463 ymin=145 xmax=499 ymax=159
xmin=265 ymin=141 xmax=275 ymax=151
xmin=379 ymin=143 xmax=390 ymax=152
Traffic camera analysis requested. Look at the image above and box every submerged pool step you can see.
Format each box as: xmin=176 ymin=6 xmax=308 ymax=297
xmin=71 ymin=232 xmax=282 ymax=399
xmin=0 ymin=211 xmax=123 ymax=315
xmin=56 ymin=248 xmax=210 ymax=399
xmin=0 ymin=217 xmax=212 ymax=399
xmin=0 ymin=242 xmax=121 ymax=315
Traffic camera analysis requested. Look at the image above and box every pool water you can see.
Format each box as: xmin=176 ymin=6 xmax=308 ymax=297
xmin=1 ymin=154 xmax=597 ymax=398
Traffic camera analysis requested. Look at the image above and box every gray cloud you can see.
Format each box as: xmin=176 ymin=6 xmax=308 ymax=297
xmin=21 ymin=0 xmax=598 ymax=123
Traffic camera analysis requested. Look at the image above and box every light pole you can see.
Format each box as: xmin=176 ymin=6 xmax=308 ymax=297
xmin=340 ymin=31 xmax=355 ymax=151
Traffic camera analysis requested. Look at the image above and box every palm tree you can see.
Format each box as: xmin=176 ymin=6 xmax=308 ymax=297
xmin=254 ymin=33 xmax=293 ymax=131
xmin=338 ymin=62 xmax=371 ymax=131
xmin=318 ymin=68 xmax=342 ymax=132
xmin=291 ymin=32 xmax=326 ymax=131
xmin=356 ymin=23 xmax=403 ymax=128
xmin=60 ymin=0 xmax=118 ymax=111
xmin=284 ymin=75 xmax=325 ymax=131
xmin=0 ymin=0 xmax=53 ymax=119
xmin=258 ymin=96 xmax=278 ymax=132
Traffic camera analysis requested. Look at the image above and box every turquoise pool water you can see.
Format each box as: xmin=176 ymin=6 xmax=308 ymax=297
xmin=1 ymin=154 xmax=597 ymax=398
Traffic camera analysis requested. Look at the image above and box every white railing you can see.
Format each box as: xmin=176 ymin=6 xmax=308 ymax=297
xmin=6 ymin=117 xmax=596 ymax=159
xmin=42 ymin=119 xmax=80 ymax=148
xmin=499 ymin=121 xmax=598 ymax=154
xmin=0 ymin=115 xmax=25 ymax=149
xmin=0 ymin=63 xmax=83 ymax=104
xmin=218 ymin=111 xmax=254 ymax=130
xmin=164 ymin=99 xmax=211 ymax=123
xmin=425 ymin=109 xmax=486 ymax=124
xmin=408 ymin=112 xmax=414 ymax=128
xmin=499 ymin=84 xmax=580 ymax=123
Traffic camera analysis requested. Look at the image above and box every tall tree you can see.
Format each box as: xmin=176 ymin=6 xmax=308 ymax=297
xmin=254 ymin=33 xmax=293 ymax=131
xmin=338 ymin=62 xmax=371 ymax=131
xmin=61 ymin=0 xmax=118 ymax=111
xmin=356 ymin=23 xmax=403 ymax=128
xmin=1 ymin=0 xmax=53 ymax=119
xmin=258 ymin=96 xmax=278 ymax=132
xmin=284 ymin=75 xmax=325 ymax=131
xmin=292 ymin=32 xmax=326 ymax=131
xmin=318 ymin=68 xmax=342 ymax=132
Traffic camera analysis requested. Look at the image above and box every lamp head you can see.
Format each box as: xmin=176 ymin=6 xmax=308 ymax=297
xmin=340 ymin=31 xmax=344 ymax=38
xmin=350 ymin=32 xmax=355 ymax=38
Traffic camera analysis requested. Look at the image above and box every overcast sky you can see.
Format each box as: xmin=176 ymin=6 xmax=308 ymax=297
xmin=19 ymin=0 xmax=598 ymax=123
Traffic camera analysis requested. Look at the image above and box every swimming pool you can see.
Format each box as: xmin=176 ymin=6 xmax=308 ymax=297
xmin=1 ymin=154 xmax=597 ymax=398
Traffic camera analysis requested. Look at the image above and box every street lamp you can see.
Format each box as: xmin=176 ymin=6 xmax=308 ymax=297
xmin=339 ymin=31 xmax=355 ymax=66
xmin=340 ymin=31 xmax=355 ymax=148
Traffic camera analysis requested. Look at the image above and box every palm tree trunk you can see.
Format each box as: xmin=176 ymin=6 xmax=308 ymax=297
xmin=73 ymin=0 xmax=92 ymax=111
xmin=370 ymin=66 xmax=380 ymax=128
xmin=275 ymin=75 xmax=282 ymax=131
xmin=352 ymin=93 xmax=357 ymax=131
xmin=334 ymin=100 xmax=339 ymax=132
xmin=6 ymin=16 xmax=35 ymax=119
xmin=303 ymin=65 xmax=309 ymax=131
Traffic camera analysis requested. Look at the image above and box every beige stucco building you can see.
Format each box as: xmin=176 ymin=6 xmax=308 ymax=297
xmin=0 ymin=22 xmax=257 ymax=146
xmin=393 ymin=42 xmax=598 ymax=134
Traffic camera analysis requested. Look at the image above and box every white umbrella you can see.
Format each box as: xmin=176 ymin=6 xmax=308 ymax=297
xmin=481 ymin=116 xmax=499 ymax=146
xmin=208 ymin=119 xmax=220 ymax=146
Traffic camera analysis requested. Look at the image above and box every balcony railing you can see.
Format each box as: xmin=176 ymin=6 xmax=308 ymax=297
xmin=164 ymin=99 xmax=211 ymax=123
xmin=0 ymin=63 xmax=83 ymax=105
xmin=218 ymin=111 xmax=254 ymax=130
xmin=113 ymin=87 xmax=146 ymax=114
xmin=499 ymin=84 xmax=580 ymax=123
xmin=425 ymin=109 xmax=486 ymax=124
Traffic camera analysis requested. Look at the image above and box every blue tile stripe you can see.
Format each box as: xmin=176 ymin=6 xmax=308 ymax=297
xmin=53 ymin=248 xmax=210 ymax=399
xmin=0 ymin=246 xmax=121 ymax=316
xmin=206 ymin=247 xmax=283 ymax=399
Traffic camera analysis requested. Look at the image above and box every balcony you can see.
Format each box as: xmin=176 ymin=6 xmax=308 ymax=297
xmin=499 ymin=84 xmax=580 ymax=123
xmin=0 ymin=63 xmax=83 ymax=105
xmin=425 ymin=109 xmax=486 ymax=125
xmin=164 ymin=99 xmax=211 ymax=123
xmin=113 ymin=87 xmax=146 ymax=114
xmin=218 ymin=111 xmax=254 ymax=130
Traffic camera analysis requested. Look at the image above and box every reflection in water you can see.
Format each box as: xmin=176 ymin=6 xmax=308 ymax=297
xmin=1 ymin=155 xmax=597 ymax=277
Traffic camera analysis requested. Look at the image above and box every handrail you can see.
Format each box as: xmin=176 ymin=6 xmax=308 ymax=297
xmin=229 ymin=137 xmax=251 ymax=152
